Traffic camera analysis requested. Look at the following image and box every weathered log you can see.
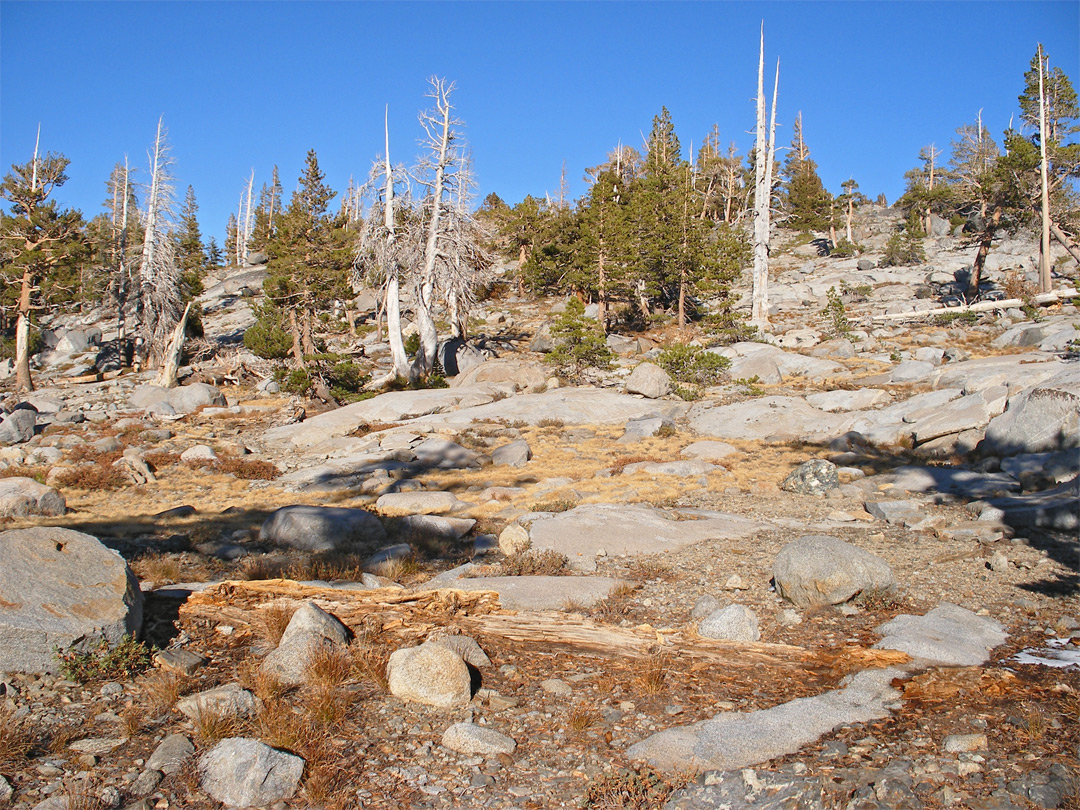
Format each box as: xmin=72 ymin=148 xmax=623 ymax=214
xmin=871 ymin=288 xmax=1076 ymax=323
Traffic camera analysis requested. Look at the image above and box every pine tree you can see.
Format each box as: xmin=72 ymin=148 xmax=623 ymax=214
xmin=264 ymin=149 xmax=344 ymax=366
xmin=0 ymin=142 xmax=86 ymax=390
xmin=175 ymin=185 xmax=206 ymax=296
xmin=780 ymin=112 xmax=832 ymax=231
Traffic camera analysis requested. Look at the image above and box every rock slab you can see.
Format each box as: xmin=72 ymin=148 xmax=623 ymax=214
xmin=0 ymin=527 xmax=142 ymax=673
xmin=875 ymin=602 xmax=1007 ymax=666
xmin=261 ymin=505 xmax=386 ymax=553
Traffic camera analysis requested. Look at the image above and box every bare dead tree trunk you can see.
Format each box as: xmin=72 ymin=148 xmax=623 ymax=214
xmin=411 ymin=78 xmax=455 ymax=381
xmin=155 ymin=302 xmax=191 ymax=388
xmin=1037 ymin=44 xmax=1053 ymax=293
xmin=288 ymin=308 xmax=305 ymax=367
xmin=751 ymin=25 xmax=779 ymax=330
xmin=1051 ymin=221 xmax=1080 ymax=264
xmin=846 ymin=196 xmax=854 ymax=243
xmin=15 ymin=269 xmax=33 ymax=393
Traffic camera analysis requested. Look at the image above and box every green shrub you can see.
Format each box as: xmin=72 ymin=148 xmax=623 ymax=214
xmin=326 ymin=361 xmax=370 ymax=403
xmin=55 ymin=635 xmax=150 ymax=684
xmin=546 ymin=298 xmax=614 ymax=378
xmin=880 ymin=229 xmax=926 ymax=267
xmin=403 ymin=333 xmax=421 ymax=356
xmin=282 ymin=368 xmax=312 ymax=395
xmin=656 ymin=343 xmax=730 ymax=387
xmin=830 ymin=238 xmax=863 ymax=258
xmin=822 ymin=287 xmax=852 ymax=337
xmin=243 ymin=303 xmax=293 ymax=359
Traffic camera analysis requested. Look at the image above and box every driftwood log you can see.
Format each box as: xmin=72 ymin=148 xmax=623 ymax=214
xmin=180 ymin=580 xmax=909 ymax=675
xmin=871 ymin=287 xmax=1076 ymax=323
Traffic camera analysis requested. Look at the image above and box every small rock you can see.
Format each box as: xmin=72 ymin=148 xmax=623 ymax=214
xmin=698 ymin=604 xmax=761 ymax=642
xmin=539 ymin=678 xmax=572 ymax=696
xmin=498 ymin=524 xmax=531 ymax=556
xmin=146 ymin=733 xmax=195 ymax=775
xmin=691 ymin=594 xmax=720 ymax=621
xmin=723 ymin=574 xmax=748 ymax=590
xmin=943 ymin=733 xmax=988 ymax=753
xmin=153 ymin=649 xmax=206 ymax=676
xmin=988 ymin=551 xmax=1009 ymax=572
xmin=441 ymin=722 xmax=516 ymax=756
xmin=198 ymin=737 xmax=304 ymax=808
xmin=387 ymin=641 xmax=472 ymax=708
xmin=491 ymin=439 xmax=531 ymax=468
xmin=180 ymin=445 xmax=217 ymax=462
xmin=175 ymin=683 xmax=259 ymax=720
xmin=781 ymin=459 xmax=840 ymax=496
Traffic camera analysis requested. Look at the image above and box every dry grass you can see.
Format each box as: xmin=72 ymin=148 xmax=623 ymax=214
xmin=529 ymin=498 xmax=579 ymax=513
xmin=254 ymin=602 xmax=297 ymax=647
xmin=0 ymin=703 xmax=35 ymax=772
xmin=567 ymin=704 xmax=601 ymax=734
xmin=240 ymin=556 xmax=289 ymax=581
xmin=590 ymin=583 xmax=640 ymax=624
xmin=350 ymin=639 xmax=391 ymax=691
xmin=609 ymin=455 xmax=663 ymax=475
xmin=627 ymin=558 xmax=676 ymax=582
xmin=131 ymin=554 xmax=183 ymax=585
xmin=302 ymin=684 xmax=354 ymax=729
xmin=637 ymin=653 xmax=669 ymax=696
xmin=256 ymin=699 xmax=318 ymax=753
xmin=0 ymin=465 xmax=46 ymax=483
xmin=142 ymin=450 xmax=181 ymax=470
xmin=191 ymin=456 xmax=281 ymax=480
xmin=62 ymin=776 xmax=107 ymax=810
xmin=141 ymin=670 xmax=187 ymax=714
xmin=191 ymin=706 xmax=244 ymax=747
xmin=52 ymin=462 xmax=128 ymax=491
xmin=120 ymin=705 xmax=146 ymax=737
xmin=46 ymin=721 xmax=83 ymax=755
xmin=304 ymin=643 xmax=353 ymax=690
xmin=582 ymin=765 xmax=692 ymax=809
xmin=370 ymin=555 xmax=422 ymax=583
xmin=481 ymin=549 xmax=569 ymax=577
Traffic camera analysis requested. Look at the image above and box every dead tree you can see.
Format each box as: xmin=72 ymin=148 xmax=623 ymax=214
xmin=138 ymin=116 xmax=182 ymax=369
xmin=751 ymin=24 xmax=779 ymax=330
xmin=356 ymin=106 xmax=412 ymax=388
xmin=1037 ymin=44 xmax=1053 ymax=292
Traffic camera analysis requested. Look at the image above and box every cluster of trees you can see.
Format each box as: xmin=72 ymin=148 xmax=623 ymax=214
xmin=898 ymin=46 xmax=1080 ymax=296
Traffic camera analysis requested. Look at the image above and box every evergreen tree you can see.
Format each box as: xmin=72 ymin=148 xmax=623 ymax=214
xmin=780 ymin=113 xmax=832 ymax=230
xmin=175 ymin=185 xmax=206 ymax=296
xmin=0 ymin=146 xmax=86 ymax=390
xmin=264 ymin=149 xmax=345 ymax=366
xmin=206 ymin=236 xmax=223 ymax=269
xmin=224 ymin=213 xmax=238 ymax=267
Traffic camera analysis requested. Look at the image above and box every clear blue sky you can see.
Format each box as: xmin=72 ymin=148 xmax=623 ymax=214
xmin=2 ymin=1 xmax=1077 ymax=245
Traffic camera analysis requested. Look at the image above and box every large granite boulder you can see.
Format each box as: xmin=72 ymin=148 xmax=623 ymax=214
xmin=981 ymin=366 xmax=1080 ymax=456
xmin=0 ymin=408 xmax=37 ymax=445
xmin=625 ymin=363 xmax=672 ymax=399
xmin=773 ymin=535 xmax=896 ymax=607
xmin=130 ymin=383 xmax=227 ymax=416
xmin=261 ymin=505 xmax=386 ymax=552
xmin=0 ymin=478 xmax=65 ymax=517
xmin=0 ymin=527 xmax=143 ymax=673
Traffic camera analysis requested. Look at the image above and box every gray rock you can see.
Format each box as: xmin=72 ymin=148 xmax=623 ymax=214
xmin=180 ymin=445 xmax=216 ymax=462
xmin=146 ymin=734 xmax=194 ymax=775
xmin=130 ymin=383 xmax=226 ymax=415
xmin=805 ymin=389 xmax=889 ymax=412
xmin=529 ymin=324 xmax=554 ymax=353
xmin=131 ymin=769 xmax=164 ymax=797
xmin=983 ymin=476 xmax=1079 ymax=531
xmin=260 ymin=505 xmax=386 ymax=552
xmin=0 ymin=477 xmax=65 ymax=517
xmin=773 ymin=535 xmax=896 ymax=607
xmin=259 ymin=601 xmax=350 ymax=685
xmin=0 ymin=408 xmax=36 ymax=444
xmin=622 ymin=460 xmax=715 ymax=477
xmin=626 ymin=362 xmax=672 ymax=399
xmin=780 ymin=459 xmax=839 ymax=496
xmin=864 ymin=499 xmax=922 ymax=525
xmin=0 ymin=527 xmax=142 ymax=673
xmin=198 ymin=737 xmax=304 ymax=808
xmin=943 ymin=733 xmax=988 ymax=753
xmin=857 ymin=258 xmax=875 ymax=271
xmin=982 ymin=366 xmax=1080 ymax=456
xmin=376 ymin=490 xmax=460 ymax=516
xmin=491 ymin=439 xmax=531 ymax=467
xmin=437 ymin=338 xmax=489 ymax=377
xmin=885 ymin=359 xmax=936 ymax=383
xmin=441 ymin=722 xmax=516 ymax=755
xmin=691 ymin=594 xmax=721 ymax=621
xmin=0 ymin=774 xmax=12 ymax=804
xmin=698 ymin=605 xmax=760 ymax=642
xmin=875 ymin=602 xmax=1007 ymax=666
xmin=176 ymin=683 xmax=259 ymax=720
xmin=424 ymin=571 xmax=630 ymax=611
xmin=540 ymin=678 xmax=573 ymax=695
xmin=387 ymin=641 xmax=472 ymax=708
xmin=620 ymin=416 xmax=673 ymax=442
xmin=364 ymin=543 xmax=413 ymax=569
xmin=680 ymin=441 xmax=739 ymax=461
xmin=395 ymin=514 xmax=475 ymax=541
xmin=529 ymin=504 xmax=764 ymax=572
xmin=665 ymin=768 xmax=826 ymax=809
xmin=688 ymin=396 xmax=850 ymax=443
xmin=627 ymin=666 xmax=905 ymax=773
xmin=498 ymin=523 xmax=531 ymax=556
xmin=426 ymin=634 xmax=491 ymax=668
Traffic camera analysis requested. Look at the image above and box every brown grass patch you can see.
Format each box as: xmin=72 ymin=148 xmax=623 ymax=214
xmin=0 ymin=703 xmax=35 ymax=772
xmin=567 ymin=703 xmax=601 ymax=734
xmin=304 ymin=644 xmax=353 ymax=690
xmin=302 ymin=683 xmax=353 ymax=729
xmin=627 ymin=558 xmax=676 ymax=582
xmin=52 ymin=462 xmax=128 ymax=491
xmin=581 ymin=765 xmax=692 ymax=809
xmin=254 ymin=602 xmax=297 ymax=647
xmin=240 ymin=556 xmax=289 ymax=581
xmin=637 ymin=653 xmax=670 ymax=696
xmin=191 ymin=706 xmax=244 ymax=747
xmin=529 ymin=498 xmax=579 ymax=513
xmin=0 ymin=465 xmax=47 ymax=484
xmin=143 ymin=450 xmax=181 ymax=470
xmin=349 ymin=639 xmax=391 ymax=691
xmin=590 ymin=583 xmax=640 ymax=624
xmin=131 ymin=554 xmax=183 ymax=585
xmin=62 ymin=776 xmax=107 ymax=810
xmin=142 ymin=670 xmax=187 ymax=714
xmin=46 ymin=721 xmax=84 ymax=755
xmin=469 ymin=549 xmax=569 ymax=577
xmin=608 ymin=455 xmax=663 ymax=475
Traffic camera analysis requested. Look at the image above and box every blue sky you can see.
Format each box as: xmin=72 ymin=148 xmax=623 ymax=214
xmin=2 ymin=1 xmax=1077 ymax=245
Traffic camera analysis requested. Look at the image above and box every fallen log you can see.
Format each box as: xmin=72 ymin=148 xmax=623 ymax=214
xmin=179 ymin=580 xmax=908 ymax=674
xmin=871 ymin=288 xmax=1076 ymax=323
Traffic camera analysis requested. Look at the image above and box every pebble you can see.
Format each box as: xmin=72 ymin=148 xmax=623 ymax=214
xmin=943 ymin=733 xmax=988 ymax=753
xmin=539 ymin=678 xmax=572 ymax=696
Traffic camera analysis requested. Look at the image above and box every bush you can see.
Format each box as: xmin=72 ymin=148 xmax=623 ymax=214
xmin=326 ymin=360 xmax=371 ymax=403
xmin=657 ymin=343 xmax=729 ymax=387
xmin=829 ymin=238 xmax=862 ymax=258
xmin=546 ymin=297 xmax=614 ymax=378
xmin=822 ymin=287 xmax=852 ymax=337
xmin=244 ymin=303 xmax=293 ymax=359
xmin=281 ymin=368 xmax=312 ymax=395
xmin=55 ymin=635 xmax=150 ymax=684
xmin=880 ymin=229 xmax=926 ymax=267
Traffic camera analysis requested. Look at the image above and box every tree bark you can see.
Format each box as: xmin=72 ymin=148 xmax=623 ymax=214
xmin=155 ymin=302 xmax=191 ymax=389
xmin=1037 ymin=45 xmax=1053 ymax=293
xmin=751 ymin=28 xmax=778 ymax=330
xmin=288 ymin=308 xmax=305 ymax=367
xmin=968 ymin=206 xmax=1002 ymax=298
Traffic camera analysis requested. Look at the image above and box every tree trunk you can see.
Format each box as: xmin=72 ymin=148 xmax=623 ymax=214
xmin=14 ymin=309 xmax=33 ymax=393
xmin=846 ymin=197 xmax=854 ymax=243
xmin=155 ymin=302 xmax=191 ymax=389
xmin=1037 ymin=45 xmax=1053 ymax=293
xmin=969 ymin=206 xmax=1002 ymax=298
xmin=751 ymin=27 xmax=778 ymax=331
xmin=288 ymin=308 xmax=305 ymax=367
xmin=1051 ymin=221 xmax=1080 ymax=265
xmin=301 ymin=307 xmax=316 ymax=357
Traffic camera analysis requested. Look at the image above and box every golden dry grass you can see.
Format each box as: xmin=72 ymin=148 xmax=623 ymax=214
xmin=254 ymin=602 xmax=297 ymax=647
xmin=141 ymin=670 xmax=187 ymax=714
xmin=0 ymin=703 xmax=35 ymax=772
xmin=191 ymin=706 xmax=244 ymax=747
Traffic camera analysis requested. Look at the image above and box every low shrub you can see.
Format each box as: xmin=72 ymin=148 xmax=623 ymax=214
xmin=55 ymin=635 xmax=151 ymax=684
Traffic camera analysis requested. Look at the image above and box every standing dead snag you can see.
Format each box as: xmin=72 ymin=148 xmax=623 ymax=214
xmin=138 ymin=116 xmax=182 ymax=369
xmin=751 ymin=24 xmax=779 ymax=331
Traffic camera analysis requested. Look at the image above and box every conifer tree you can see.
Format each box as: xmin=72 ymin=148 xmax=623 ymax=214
xmin=780 ymin=112 xmax=832 ymax=231
xmin=175 ymin=185 xmax=206 ymax=294
xmin=0 ymin=139 xmax=86 ymax=390
xmin=264 ymin=149 xmax=344 ymax=366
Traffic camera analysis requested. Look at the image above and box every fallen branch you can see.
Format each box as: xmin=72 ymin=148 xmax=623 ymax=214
xmin=871 ymin=288 xmax=1076 ymax=323
xmin=179 ymin=580 xmax=908 ymax=674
